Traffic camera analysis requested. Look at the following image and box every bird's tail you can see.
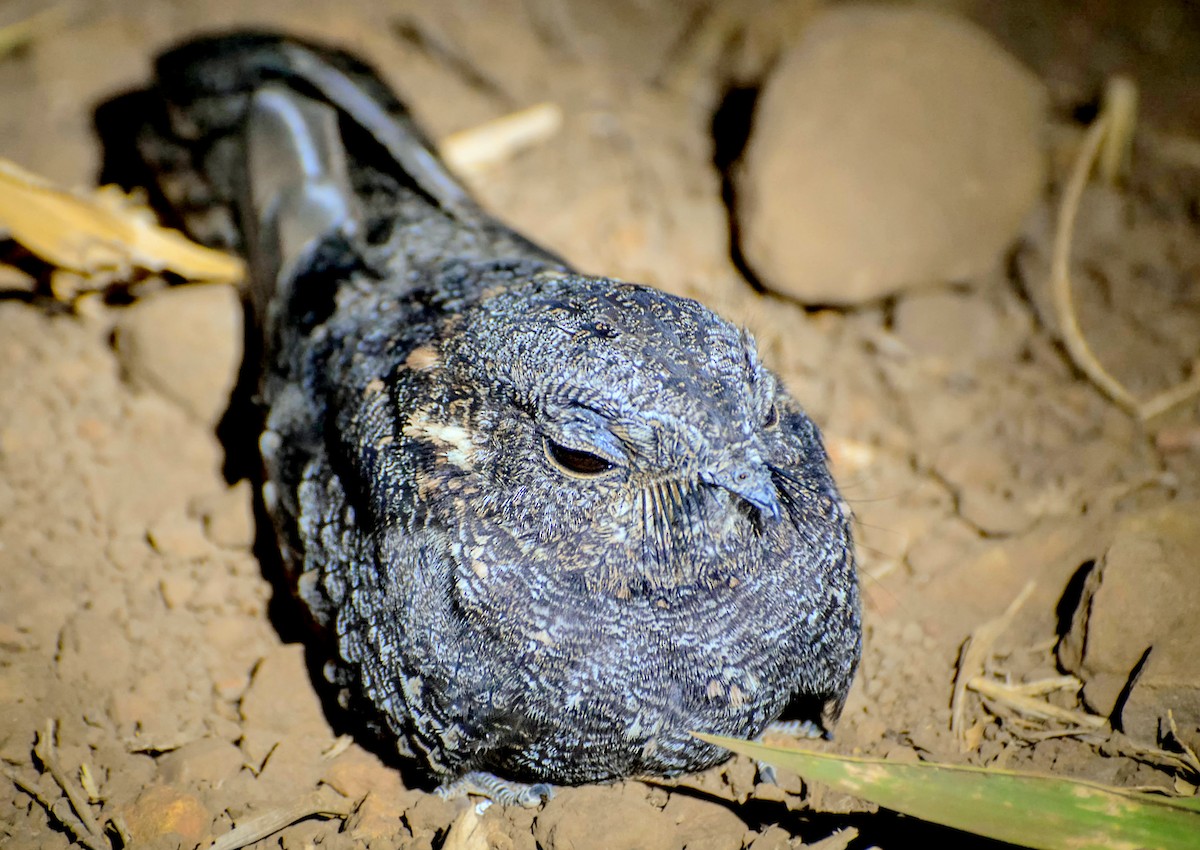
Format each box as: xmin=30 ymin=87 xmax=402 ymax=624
xmin=98 ymin=32 xmax=512 ymax=325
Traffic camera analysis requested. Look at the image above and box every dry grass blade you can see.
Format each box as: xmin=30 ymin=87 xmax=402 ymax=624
xmin=3 ymin=768 xmax=108 ymax=850
xmin=33 ymin=720 xmax=105 ymax=845
xmin=440 ymin=103 xmax=563 ymax=176
xmin=1166 ymin=712 xmax=1200 ymax=777
xmin=1002 ymin=675 xmax=1085 ymax=698
xmin=1050 ymin=76 xmax=1200 ymax=420
xmin=3 ymin=720 xmax=110 ymax=850
xmin=0 ymin=158 xmax=243 ymax=295
xmin=967 ymin=676 xmax=1107 ymax=730
xmin=206 ymin=793 xmax=356 ymax=850
xmin=950 ymin=579 xmax=1035 ymax=749
xmin=1097 ymin=76 xmax=1137 ymax=185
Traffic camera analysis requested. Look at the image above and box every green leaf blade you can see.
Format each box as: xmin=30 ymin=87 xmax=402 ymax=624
xmin=695 ymin=733 xmax=1200 ymax=850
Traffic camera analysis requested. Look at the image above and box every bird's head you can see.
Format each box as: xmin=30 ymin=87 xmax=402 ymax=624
xmin=402 ymin=273 xmax=851 ymax=600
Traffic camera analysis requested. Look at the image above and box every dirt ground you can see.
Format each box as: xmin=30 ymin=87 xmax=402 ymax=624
xmin=2 ymin=1 xmax=1199 ymax=849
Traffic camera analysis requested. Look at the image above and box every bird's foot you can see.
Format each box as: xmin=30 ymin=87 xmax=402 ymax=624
xmin=763 ymin=719 xmax=828 ymax=741
xmin=755 ymin=719 xmax=828 ymax=785
xmin=436 ymin=772 xmax=555 ymax=808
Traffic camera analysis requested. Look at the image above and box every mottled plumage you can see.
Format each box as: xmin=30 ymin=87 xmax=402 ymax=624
xmin=114 ymin=32 xmax=861 ymax=802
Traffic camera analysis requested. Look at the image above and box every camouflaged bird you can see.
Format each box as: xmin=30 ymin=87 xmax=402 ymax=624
xmin=113 ymin=32 xmax=861 ymax=805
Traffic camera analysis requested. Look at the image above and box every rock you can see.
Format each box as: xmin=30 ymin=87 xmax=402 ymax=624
xmin=114 ymin=283 xmax=242 ymax=427
xmin=157 ymin=737 xmax=245 ymax=787
xmin=1058 ymin=502 xmax=1200 ymax=751
xmin=117 ymin=784 xmax=212 ymax=847
xmin=736 ymin=5 xmax=1046 ymax=304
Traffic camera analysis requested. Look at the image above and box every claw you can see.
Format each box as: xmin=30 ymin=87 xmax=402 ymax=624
xmin=754 ymin=719 xmax=826 ymax=786
xmin=436 ymin=772 xmax=555 ymax=808
xmin=764 ymin=719 xmax=828 ymax=740
xmin=756 ymin=761 xmax=778 ymax=786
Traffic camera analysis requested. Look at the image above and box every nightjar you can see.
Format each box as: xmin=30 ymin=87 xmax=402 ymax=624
xmin=107 ymin=32 xmax=862 ymax=805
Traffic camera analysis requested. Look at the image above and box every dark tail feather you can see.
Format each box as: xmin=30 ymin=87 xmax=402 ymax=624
xmin=98 ymin=31 xmax=564 ymax=366
xmin=149 ymin=33 xmax=480 ymax=218
xmin=98 ymin=32 xmax=500 ymax=317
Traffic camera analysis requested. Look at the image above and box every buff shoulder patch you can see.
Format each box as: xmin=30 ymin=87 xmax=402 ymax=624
xmin=403 ymin=411 xmax=476 ymax=469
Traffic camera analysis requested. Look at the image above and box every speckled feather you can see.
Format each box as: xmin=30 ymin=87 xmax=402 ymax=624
xmin=123 ymin=32 xmax=861 ymax=792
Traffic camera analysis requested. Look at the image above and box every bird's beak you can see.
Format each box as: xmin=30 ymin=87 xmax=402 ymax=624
xmin=703 ymin=464 xmax=783 ymax=522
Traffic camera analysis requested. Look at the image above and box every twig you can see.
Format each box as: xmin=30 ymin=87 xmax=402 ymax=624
xmin=1019 ymin=727 xmax=1110 ymax=743
xmin=1106 ymin=723 xmax=1200 ymax=783
xmin=1164 ymin=710 xmax=1200 ymax=778
xmin=967 ymin=676 xmax=1108 ymax=729
xmin=321 ymin=734 xmax=354 ymax=760
xmin=4 ymin=767 xmax=109 ymax=850
xmin=951 ymin=580 xmax=1036 ymax=749
xmin=107 ymin=814 xmax=133 ymax=849
xmin=1097 ymin=77 xmax=1137 ymax=185
xmin=33 ymin=720 xmax=105 ymax=843
xmin=1137 ymin=368 xmax=1200 ymax=420
xmin=1050 ymin=76 xmax=1200 ymax=420
xmin=440 ymin=103 xmax=563 ymax=176
xmin=998 ymin=675 xmax=1084 ymax=699
xmin=205 ymin=794 xmax=356 ymax=850
xmin=1050 ymin=92 xmax=1137 ymax=412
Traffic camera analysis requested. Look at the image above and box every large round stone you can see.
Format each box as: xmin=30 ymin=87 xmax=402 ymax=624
xmin=736 ymin=6 xmax=1046 ymax=304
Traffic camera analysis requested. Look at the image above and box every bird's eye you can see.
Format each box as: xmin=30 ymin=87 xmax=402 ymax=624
xmin=544 ymin=437 xmax=615 ymax=477
xmin=763 ymin=402 xmax=778 ymax=429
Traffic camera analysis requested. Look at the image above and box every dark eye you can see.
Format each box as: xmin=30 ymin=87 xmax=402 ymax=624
xmin=544 ymin=437 xmax=615 ymax=477
xmin=763 ymin=402 xmax=778 ymax=429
